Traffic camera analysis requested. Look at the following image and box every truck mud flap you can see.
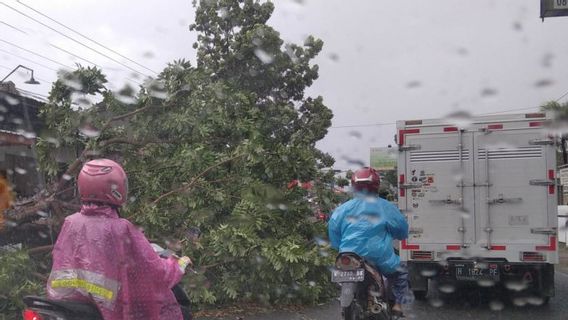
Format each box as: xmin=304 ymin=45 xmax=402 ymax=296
xmin=339 ymin=282 xmax=357 ymax=308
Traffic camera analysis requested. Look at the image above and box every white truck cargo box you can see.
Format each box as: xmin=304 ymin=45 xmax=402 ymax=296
xmin=397 ymin=112 xmax=557 ymax=300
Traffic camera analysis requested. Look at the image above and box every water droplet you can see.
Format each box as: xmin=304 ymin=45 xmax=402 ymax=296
xmin=0 ymin=115 xmax=4 ymax=122
xmin=348 ymin=131 xmax=362 ymax=139
xmin=218 ymin=7 xmax=229 ymax=19
xmin=129 ymin=196 xmax=137 ymax=203
xmin=526 ymin=296 xmax=545 ymax=306
xmin=505 ymin=280 xmax=527 ymax=291
xmin=429 ymin=298 xmax=444 ymax=307
xmin=0 ymin=105 xmax=7 ymax=113
xmin=438 ymin=283 xmax=456 ymax=293
xmin=285 ymin=44 xmax=299 ymax=63
xmin=62 ymin=174 xmax=72 ymax=181
xmin=58 ymin=71 xmax=83 ymax=91
xmin=477 ymin=279 xmax=495 ymax=287
xmin=314 ymin=237 xmax=329 ymax=246
xmin=37 ymin=210 xmax=49 ymax=217
xmin=11 ymin=118 xmax=23 ymax=125
xmin=278 ymin=204 xmax=288 ymax=210
xmin=489 ymin=300 xmax=505 ymax=311
xmin=328 ymin=53 xmax=339 ymax=62
xmin=512 ymin=297 xmax=527 ymax=306
xmin=512 ymin=21 xmax=522 ymax=31
xmin=445 ymin=110 xmax=473 ymax=129
xmin=456 ymin=47 xmax=469 ymax=56
xmin=147 ymin=80 xmax=168 ymax=99
xmin=266 ymin=203 xmax=276 ymax=210
xmin=535 ymin=79 xmax=554 ymax=88
xmin=4 ymin=95 xmax=20 ymax=106
xmin=406 ymin=81 xmax=421 ymax=89
xmin=461 ymin=212 xmax=471 ymax=219
xmin=541 ymin=53 xmax=554 ymax=68
xmin=38 ymin=231 xmax=48 ymax=238
xmin=110 ymin=183 xmax=118 ymax=190
xmin=142 ymin=51 xmax=155 ymax=59
xmin=254 ymin=48 xmax=274 ymax=64
xmin=15 ymin=167 xmax=27 ymax=175
xmin=79 ymin=123 xmax=101 ymax=138
xmin=308 ymin=281 xmax=316 ymax=287
xmin=114 ymin=85 xmax=137 ymax=104
xmin=481 ymin=88 xmax=498 ymax=97
xmin=420 ymin=269 xmax=437 ymax=277
xmin=318 ymin=248 xmax=329 ymax=257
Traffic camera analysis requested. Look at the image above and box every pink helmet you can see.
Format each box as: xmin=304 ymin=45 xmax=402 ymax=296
xmin=78 ymin=159 xmax=128 ymax=206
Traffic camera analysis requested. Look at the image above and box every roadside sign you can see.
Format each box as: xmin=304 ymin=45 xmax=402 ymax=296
xmin=370 ymin=147 xmax=397 ymax=170
xmin=541 ymin=0 xmax=568 ymax=19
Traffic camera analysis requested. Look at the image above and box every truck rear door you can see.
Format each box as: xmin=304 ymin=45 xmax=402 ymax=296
xmin=474 ymin=128 xmax=553 ymax=248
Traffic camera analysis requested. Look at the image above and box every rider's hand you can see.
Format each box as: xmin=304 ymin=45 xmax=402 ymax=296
xmin=177 ymin=256 xmax=192 ymax=273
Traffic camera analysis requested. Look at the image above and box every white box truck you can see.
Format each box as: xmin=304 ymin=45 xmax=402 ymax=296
xmin=397 ymin=112 xmax=558 ymax=302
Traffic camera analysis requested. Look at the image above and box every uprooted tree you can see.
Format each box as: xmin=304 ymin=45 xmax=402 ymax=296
xmin=2 ymin=0 xmax=341 ymax=309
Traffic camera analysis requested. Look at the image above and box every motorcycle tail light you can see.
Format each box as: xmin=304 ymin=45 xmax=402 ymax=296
xmin=336 ymin=255 xmax=361 ymax=269
xmin=23 ymin=309 xmax=43 ymax=320
xmin=341 ymin=256 xmax=351 ymax=265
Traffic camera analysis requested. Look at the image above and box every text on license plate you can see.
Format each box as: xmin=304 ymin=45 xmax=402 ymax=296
xmin=331 ymin=268 xmax=365 ymax=282
xmin=455 ymin=264 xmax=499 ymax=281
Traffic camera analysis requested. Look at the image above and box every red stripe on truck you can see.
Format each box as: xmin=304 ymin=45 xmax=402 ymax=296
xmin=401 ymin=240 xmax=419 ymax=250
xmin=398 ymin=129 xmax=420 ymax=145
xmin=536 ymin=236 xmax=557 ymax=251
xmin=443 ymin=127 xmax=458 ymax=132
xmin=490 ymin=245 xmax=506 ymax=251
xmin=529 ymin=121 xmax=543 ymax=127
xmin=446 ymin=245 xmax=461 ymax=250
xmin=487 ymin=124 xmax=503 ymax=130
xmin=399 ymin=174 xmax=405 ymax=197
xmin=549 ymin=169 xmax=555 ymax=195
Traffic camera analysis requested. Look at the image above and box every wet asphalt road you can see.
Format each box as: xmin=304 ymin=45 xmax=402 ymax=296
xmin=197 ymin=271 xmax=568 ymax=320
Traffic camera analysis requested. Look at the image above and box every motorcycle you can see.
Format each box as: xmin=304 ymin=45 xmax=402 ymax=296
xmin=22 ymin=243 xmax=193 ymax=320
xmin=331 ymin=252 xmax=393 ymax=320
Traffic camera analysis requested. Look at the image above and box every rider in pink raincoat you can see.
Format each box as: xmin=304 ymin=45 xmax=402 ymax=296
xmin=47 ymin=159 xmax=191 ymax=320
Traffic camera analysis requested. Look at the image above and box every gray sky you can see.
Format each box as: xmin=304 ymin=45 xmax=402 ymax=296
xmin=1 ymin=0 xmax=568 ymax=170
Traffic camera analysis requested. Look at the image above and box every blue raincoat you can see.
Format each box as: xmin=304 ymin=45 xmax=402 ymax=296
xmin=328 ymin=195 xmax=409 ymax=275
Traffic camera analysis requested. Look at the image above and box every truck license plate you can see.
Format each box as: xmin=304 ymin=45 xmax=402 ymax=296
xmin=331 ymin=268 xmax=365 ymax=283
xmin=455 ymin=263 xmax=499 ymax=281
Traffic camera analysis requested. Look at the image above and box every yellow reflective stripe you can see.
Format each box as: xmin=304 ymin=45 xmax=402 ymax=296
xmin=51 ymin=278 xmax=114 ymax=300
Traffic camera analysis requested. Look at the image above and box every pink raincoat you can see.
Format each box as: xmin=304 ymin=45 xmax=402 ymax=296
xmin=47 ymin=204 xmax=184 ymax=320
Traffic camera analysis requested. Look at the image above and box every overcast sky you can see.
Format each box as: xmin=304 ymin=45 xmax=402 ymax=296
xmin=1 ymin=0 xmax=568 ymax=170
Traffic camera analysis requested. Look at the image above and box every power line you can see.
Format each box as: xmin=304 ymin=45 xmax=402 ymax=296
xmin=0 ymin=38 xmax=72 ymax=69
xmin=331 ymin=122 xmax=396 ymax=129
xmin=0 ymin=47 xmax=58 ymax=72
xmin=16 ymin=0 xmax=158 ymax=75
xmin=1 ymin=1 xmax=148 ymax=78
xmin=0 ymin=20 xmax=27 ymax=34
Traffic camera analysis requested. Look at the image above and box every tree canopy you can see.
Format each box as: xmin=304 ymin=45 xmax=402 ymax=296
xmin=3 ymin=0 xmax=339 ymax=309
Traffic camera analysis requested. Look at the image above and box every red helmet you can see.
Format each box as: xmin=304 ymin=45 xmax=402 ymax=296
xmin=351 ymin=167 xmax=380 ymax=194
xmin=78 ymin=159 xmax=128 ymax=206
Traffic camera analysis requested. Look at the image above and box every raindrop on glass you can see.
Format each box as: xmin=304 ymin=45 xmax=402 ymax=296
xmin=406 ymin=81 xmax=421 ymax=89
xmin=254 ymin=48 xmax=274 ymax=64
xmin=62 ymin=174 xmax=73 ymax=181
xmin=489 ymin=300 xmax=505 ymax=311
xmin=4 ymin=95 xmax=20 ymax=106
xmin=477 ymin=279 xmax=495 ymax=287
xmin=79 ymin=123 xmax=101 ymax=138
xmin=445 ymin=110 xmax=473 ymax=129
xmin=429 ymin=298 xmax=444 ymax=308
xmin=420 ymin=269 xmax=437 ymax=277
xmin=15 ymin=167 xmax=27 ymax=175
xmin=535 ymin=79 xmax=554 ymax=88
xmin=328 ymin=53 xmax=340 ymax=62
xmin=480 ymin=88 xmax=498 ymax=97
xmin=505 ymin=280 xmax=527 ymax=291
xmin=438 ymin=283 xmax=456 ymax=294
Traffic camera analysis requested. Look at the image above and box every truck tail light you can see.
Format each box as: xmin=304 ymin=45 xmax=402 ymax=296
xmin=520 ymin=252 xmax=546 ymax=262
xmin=410 ymin=251 xmax=434 ymax=261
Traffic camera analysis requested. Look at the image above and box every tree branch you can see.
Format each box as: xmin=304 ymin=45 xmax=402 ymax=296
xmin=152 ymin=154 xmax=244 ymax=205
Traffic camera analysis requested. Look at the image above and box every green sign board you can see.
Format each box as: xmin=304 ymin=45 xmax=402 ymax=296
xmin=541 ymin=0 xmax=568 ymax=19
xmin=370 ymin=147 xmax=397 ymax=171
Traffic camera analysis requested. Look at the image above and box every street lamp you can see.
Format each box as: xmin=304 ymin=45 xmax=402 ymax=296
xmin=0 ymin=65 xmax=40 ymax=85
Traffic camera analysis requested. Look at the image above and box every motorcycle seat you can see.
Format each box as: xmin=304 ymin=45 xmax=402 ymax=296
xmin=24 ymin=296 xmax=102 ymax=317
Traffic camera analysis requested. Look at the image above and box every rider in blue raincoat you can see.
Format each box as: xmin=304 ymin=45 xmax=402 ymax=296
xmin=328 ymin=167 xmax=410 ymax=317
